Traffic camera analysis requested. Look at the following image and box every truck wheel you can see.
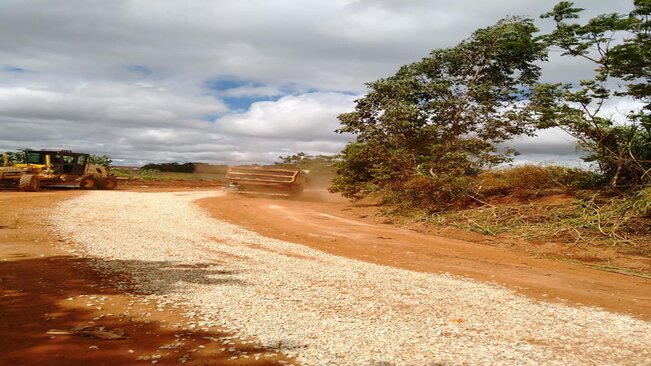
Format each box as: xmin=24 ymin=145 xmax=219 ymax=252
xmin=18 ymin=174 xmax=40 ymax=192
xmin=98 ymin=177 xmax=118 ymax=190
xmin=79 ymin=177 xmax=97 ymax=190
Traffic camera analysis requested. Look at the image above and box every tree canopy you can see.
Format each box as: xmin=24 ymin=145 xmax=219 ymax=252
xmin=332 ymin=17 xmax=547 ymax=199
xmin=332 ymin=2 xmax=651 ymax=210
xmin=89 ymin=155 xmax=113 ymax=169
xmin=533 ymin=0 xmax=651 ymax=186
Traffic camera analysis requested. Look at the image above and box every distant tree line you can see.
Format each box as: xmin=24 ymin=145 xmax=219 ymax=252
xmin=277 ymin=152 xmax=335 ymax=169
xmin=140 ymin=162 xmax=195 ymax=173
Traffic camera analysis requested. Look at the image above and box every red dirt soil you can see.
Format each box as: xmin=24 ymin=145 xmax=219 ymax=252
xmin=2 ymin=184 xmax=650 ymax=365
xmin=0 ymin=190 xmax=294 ymax=366
xmin=199 ymin=189 xmax=651 ymax=321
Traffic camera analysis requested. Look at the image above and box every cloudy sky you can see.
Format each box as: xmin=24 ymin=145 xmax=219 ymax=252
xmin=0 ymin=0 xmax=635 ymax=165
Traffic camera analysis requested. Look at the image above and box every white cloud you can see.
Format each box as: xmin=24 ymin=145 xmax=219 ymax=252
xmin=217 ymin=93 xmax=356 ymax=139
xmin=0 ymin=0 xmax=639 ymax=165
xmin=0 ymin=81 xmax=354 ymax=164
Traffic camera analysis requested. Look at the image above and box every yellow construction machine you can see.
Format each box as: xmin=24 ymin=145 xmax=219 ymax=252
xmin=225 ymin=166 xmax=306 ymax=197
xmin=1 ymin=149 xmax=118 ymax=192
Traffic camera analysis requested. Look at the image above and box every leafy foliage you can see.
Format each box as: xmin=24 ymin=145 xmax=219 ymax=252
xmin=330 ymin=143 xmax=378 ymax=198
xmin=332 ymin=17 xmax=547 ymax=206
xmin=535 ymin=1 xmax=651 ymax=186
xmin=89 ymin=154 xmax=113 ymax=169
xmin=4 ymin=149 xmax=29 ymax=164
xmin=632 ymin=186 xmax=651 ymax=217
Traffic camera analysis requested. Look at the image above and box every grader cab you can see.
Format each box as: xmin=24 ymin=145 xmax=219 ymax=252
xmin=226 ymin=166 xmax=306 ymax=197
xmin=0 ymin=150 xmax=118 ymax=192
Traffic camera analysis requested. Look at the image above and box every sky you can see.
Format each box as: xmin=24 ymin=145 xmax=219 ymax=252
xmin=0 ymin=0 xmax=637 ymax=166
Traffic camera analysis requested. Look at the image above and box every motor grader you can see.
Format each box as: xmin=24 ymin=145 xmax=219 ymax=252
xmin=0 ymin=149 xmax=118 ymax=192
xmin=225 ymin=166 xmax=306 ymax=197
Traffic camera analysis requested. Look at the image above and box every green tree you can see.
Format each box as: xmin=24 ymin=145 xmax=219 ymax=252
xmin=5 ymin=151 xmax=23 ymax=164
xmin=277 ymin=152 xmax=335 ymax=169
xmin=89 ymin=154 xmax=113 ymax=169
xmin=534 ymin=1 xmax=651 ymax=186
xmin=4 ymin=149 xmax=30 ymax=164
xmin=332 ymin=17 xmax=546 ymax=202
xmin=277 ymin=152 xmax=308 ymax=166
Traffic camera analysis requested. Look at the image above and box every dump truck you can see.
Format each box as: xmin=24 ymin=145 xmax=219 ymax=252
xmin=225 ymin=166 xmax=305 ymax=196
xmin=0 ymin=149 xmax=118 ymax=191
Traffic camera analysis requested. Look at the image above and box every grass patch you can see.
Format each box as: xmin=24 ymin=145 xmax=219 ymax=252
xmin=376 ymin=165 xmax=650 ymax=257
xmin=475 ymin=165 xmax=603 ymax=198
xmin=113 ymin=168 xmax=227 ymax=181
xmin=430 ymin=193 xmax=651 ymax=257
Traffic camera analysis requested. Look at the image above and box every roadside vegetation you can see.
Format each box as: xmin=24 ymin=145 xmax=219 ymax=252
xmin=430 ymin=169 xmax=651 ymax=256
xmin=331 ymin=1 xmax=651 ymax=257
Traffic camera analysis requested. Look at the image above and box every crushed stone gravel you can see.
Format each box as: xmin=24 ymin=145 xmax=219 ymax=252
xmin=52 ymin=191 xmax=651 ymax=365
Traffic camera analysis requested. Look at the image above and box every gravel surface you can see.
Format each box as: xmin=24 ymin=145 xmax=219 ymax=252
xmin=53 ymin=191 xmax=651 ymax=366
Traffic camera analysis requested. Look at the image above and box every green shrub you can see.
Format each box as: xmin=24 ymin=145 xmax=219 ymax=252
xmin=632 ymin=187 xmax=651 ymax=217
xmin=476 ymin=165 xmax=602 ymax=198
xmin=380 ymin=174 xmax=475 ymax=213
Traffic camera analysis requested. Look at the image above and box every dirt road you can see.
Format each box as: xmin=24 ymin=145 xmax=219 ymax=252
xmin=201 ymin=191 xmax=651 ymax=320
xmin=0 ymin=190 xmax=293 ymax=366
xmin=47 ymin=190 xmax=651 ymax=365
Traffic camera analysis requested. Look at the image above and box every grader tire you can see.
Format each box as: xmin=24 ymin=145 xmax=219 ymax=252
xmin=98 ymin=177 xmax=118 ymax=190
xmin=79 ymin=177 xmax=97 ymax=190
xmin=18 ymin=174 xmax=40 ymax=192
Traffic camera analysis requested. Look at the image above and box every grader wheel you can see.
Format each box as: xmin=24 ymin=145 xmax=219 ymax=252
xmin=18 ymin=174 xmax=40 ymax=192
xmin=79 ymin=177 xmax=97 ymax=190
xmin=98 ymin=177 xmax=118 ymax=190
